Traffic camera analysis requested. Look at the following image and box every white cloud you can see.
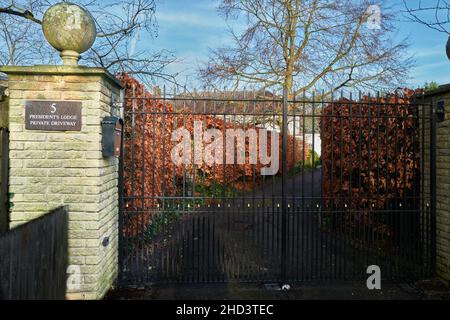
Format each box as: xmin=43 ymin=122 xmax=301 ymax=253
xmin=410 ymin=45 xmax=447 ymax=60
xmin=156 ymin=11 xmax=227 ymax=29
xmin=408 ymin=60 xmax=450 ymax=86
xmin=413 ymin=61 xmax=449 ymax=72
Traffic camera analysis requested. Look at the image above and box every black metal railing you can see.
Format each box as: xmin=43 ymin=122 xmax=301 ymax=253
xmin=119 ymin=88 xmax=435 ymax=285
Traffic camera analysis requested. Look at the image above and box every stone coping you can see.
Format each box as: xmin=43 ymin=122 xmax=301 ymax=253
xmin=424 ymin=83 xmax=450 ymax=97
xmin=0 ymin=65 xmax=124 ymax=89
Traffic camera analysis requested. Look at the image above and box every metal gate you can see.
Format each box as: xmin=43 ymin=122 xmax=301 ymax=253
xmin=119 ymin=88 xmax=436 ymax=285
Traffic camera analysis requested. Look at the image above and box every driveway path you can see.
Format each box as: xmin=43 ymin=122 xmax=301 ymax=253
xmin=122 ymin=167 xmax=365 ymax=284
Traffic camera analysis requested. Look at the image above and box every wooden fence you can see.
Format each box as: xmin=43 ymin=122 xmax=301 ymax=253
xmin=0 ymin=207 xmax=68 ymax=300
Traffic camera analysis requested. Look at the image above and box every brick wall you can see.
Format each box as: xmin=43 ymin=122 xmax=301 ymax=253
xmin=0 ymin=65 xmax=122 ymax=299
xmin=424 ymin=85 xmax=450 ymax=286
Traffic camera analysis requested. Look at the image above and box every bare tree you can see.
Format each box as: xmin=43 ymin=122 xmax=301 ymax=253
xmin=403 ymin=0 xmax=450 ymax=34
xmin=0 ymin=0 xmax=177 ymax=85
xmin=199 ymin=0 xmax=412 ymax=98
xmin=0 ymin=1 xmax=55 ymax=65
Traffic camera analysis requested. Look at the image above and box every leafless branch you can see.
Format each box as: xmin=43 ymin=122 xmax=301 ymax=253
xmin=0 ymin=7 xmax=42 ymax=24
xmin=403 ymin=0 xmax=450 ymax=34
xmin=0 ymin=0 xmax=176 ymax=87
xmin=200 ymin=0 xmax=412 ymax=97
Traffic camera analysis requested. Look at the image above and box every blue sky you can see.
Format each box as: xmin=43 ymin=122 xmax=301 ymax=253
xmin=139 ymin=0 xmax=449 ymax=88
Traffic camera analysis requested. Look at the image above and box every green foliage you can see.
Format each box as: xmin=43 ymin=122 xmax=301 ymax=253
xmin=194 ymin=180 xmax=239 ymax=198
xmin=294 ymin=150 xmax=321 ymax=172
xmin=424 ymin=81 xmax=440 ymax=91
xmin=142 ymin=208 xmax=183 ymax=240
xmin=141 ymin=179 xmax=242 ymax=239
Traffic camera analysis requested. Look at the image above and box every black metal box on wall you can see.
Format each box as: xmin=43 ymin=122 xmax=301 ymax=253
xmin=101 ymin=116 xmax=123 ymax=158
xmin=436 ymin=101 xmax=445 ymax=122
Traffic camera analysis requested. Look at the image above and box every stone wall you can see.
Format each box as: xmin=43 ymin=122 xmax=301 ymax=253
xmin=424 ymin=85 xmax=450 ymax=286
xmin=0 ymin=65 xmax=122 ymax=299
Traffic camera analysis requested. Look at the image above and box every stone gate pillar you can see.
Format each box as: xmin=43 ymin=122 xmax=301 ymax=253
xmin=424 ymin=85 xmax=450 ymax=287
xmin=0 ymin=65 xmax=123 ymax=299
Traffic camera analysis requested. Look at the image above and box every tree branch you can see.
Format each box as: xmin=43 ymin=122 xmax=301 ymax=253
xmin=0 ymin=7 xmax=42 ymax=25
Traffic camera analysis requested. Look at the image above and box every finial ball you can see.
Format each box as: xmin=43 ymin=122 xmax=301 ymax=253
xmin=42 ymin=2 xmax=97 ymax=66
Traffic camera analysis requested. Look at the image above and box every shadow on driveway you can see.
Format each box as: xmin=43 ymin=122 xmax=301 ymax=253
xmin=106 ymin=281 xmax=428 ymax=300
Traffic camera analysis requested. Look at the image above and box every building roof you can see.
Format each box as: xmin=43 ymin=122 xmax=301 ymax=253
xmin=424 ymin=83 xmax=450 ymax=97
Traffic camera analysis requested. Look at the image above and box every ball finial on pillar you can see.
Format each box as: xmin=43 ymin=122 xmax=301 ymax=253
xmin=42 ymin=2 xmax=97 ymax=66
